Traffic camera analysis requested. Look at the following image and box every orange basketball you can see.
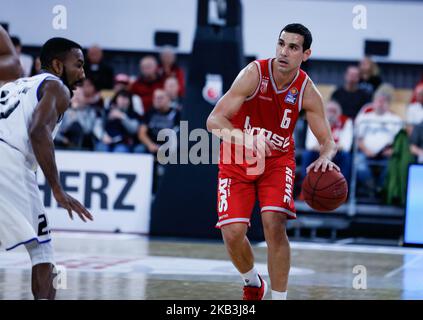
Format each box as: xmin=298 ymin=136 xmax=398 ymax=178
xmin=301 ymin=169 xmax=348 ymax=212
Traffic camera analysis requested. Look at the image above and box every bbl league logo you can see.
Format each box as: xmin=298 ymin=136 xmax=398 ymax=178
xmin=202 ymin=74 xmax=223 ymax=105
xmin=284 ymin=87 xmax=298 ymax=105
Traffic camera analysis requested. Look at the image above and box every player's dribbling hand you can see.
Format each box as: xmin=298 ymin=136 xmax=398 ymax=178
xmin=307 ymin=156 xmax=340 ymax=173
xmin=53 ymin=189 xmax=94 ymax=222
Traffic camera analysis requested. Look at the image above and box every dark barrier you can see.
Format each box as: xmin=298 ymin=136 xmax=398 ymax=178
xmin=150 ymin=0 xmax=264 ymax=240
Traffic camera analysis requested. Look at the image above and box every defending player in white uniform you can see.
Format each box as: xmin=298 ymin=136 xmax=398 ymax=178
xmin=0 ymin=37 xmax=93 ymax=299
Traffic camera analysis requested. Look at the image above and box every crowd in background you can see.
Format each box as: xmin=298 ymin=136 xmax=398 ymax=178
xmin=300 ymin=56 xmax=423 ymax=204
xmin=10 ymin=36 xmax=423 ymax=204
xmin=20 ymin=40 xmax=185 ymax=163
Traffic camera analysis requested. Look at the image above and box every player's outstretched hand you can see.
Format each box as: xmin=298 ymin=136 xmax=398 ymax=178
xmin=53 ymin=189 xmax=94 ymax=222
xmin=307 ymin=156 xmax=340 ymax=173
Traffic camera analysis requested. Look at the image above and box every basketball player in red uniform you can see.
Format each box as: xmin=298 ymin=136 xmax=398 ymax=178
xmin=0 ymin=26 xmax=23 ymax=81
xmin=207 ymin=24 xmax=340 ymax=300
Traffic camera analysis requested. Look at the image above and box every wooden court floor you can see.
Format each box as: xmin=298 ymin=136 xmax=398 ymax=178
xmin=1 ymin=232 xmax=422 ymax=300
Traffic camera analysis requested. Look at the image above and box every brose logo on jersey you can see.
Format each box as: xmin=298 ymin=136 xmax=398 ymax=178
xmin=243 ymin=116 xmax=290 ymax=150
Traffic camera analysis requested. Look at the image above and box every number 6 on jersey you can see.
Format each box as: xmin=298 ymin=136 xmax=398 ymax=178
xmin=280 ymin=108 xmax=292 ymax=129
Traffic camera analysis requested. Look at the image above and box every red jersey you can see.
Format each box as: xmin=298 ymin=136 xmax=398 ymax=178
xmin=220 ymin=58 xmax=310 ymax=167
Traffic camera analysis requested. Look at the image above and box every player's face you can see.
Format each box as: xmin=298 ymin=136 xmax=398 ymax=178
xmin=63 ymin=48 xmax=86 ymax=90
xmin=276 ymin=32 xmax=311 ymax=73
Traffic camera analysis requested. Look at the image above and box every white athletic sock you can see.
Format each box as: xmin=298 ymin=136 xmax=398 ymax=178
xmin=272 ymin=290 xmax=287 ymax=300
xmin=241 ymin=267 xmax=260 ymax=287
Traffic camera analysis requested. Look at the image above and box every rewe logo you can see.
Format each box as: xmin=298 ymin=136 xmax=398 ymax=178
xmin=218 ymin=178 xmax=230 ymax=213
xmin=244 ymin=116 xmax=290 ymax=150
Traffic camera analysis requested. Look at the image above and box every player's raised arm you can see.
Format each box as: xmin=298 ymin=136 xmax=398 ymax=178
xmin=206 ymin=62 xmax=258 ymax=140
xmin=29 ymin=80 xmax=93 ymax=222
xmin=0 ymin=26 xmax=23 ymax=80
xmin=206 ymin=62 xmax=274 ymax=157
xmin=302 ymin=80 xmax=339 ymax=173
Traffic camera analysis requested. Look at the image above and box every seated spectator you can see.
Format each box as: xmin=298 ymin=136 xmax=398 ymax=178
xmin=159 ymin=46 xmax=185 ymax=97
xmin=358 ymin=56 xmax=382 ymax=97
xmin=95 ymin=90 xmax=140 ymax=153
xmin=30 ymin=56 xmax=42 ymax=76
xmin=331 ymin=66 xmax=371 ymax=119
xmin=81 ymin=77 xmax=104 ymax=111
xmin=303 ymin=100 xmax=353 ymax=184
xmin=134 ymin=89 xmax=180 ymax=155
xmin=410 ymin=121 xmax=423 ymax=163
xmin=355 ymin=83 xmax=395 ymax=117
xmin=11 ymin=36 xmax=33 ymax=77
xmin=84 ymin=45 xmax=114 ymax=90
xmin=130 ymin=56 xmax=164 ymax=113
xmin=410 ymin=74 xmax=423 ymax=103
xmin=55 ymin=87 xmax=103 ymax=150
xmin=406 ymin=84 xmax=423 ymax=136
xmin=108 ymin=73 xmax=144 ymax=116
xmin=164 ymin=76 xmax=183 ymax=111
xmin=355 ymin=87 xmax=403 ymax=195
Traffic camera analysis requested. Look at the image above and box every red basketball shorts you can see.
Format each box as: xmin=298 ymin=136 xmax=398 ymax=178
xmin=216 ymin=156 xmax=297 ymax=229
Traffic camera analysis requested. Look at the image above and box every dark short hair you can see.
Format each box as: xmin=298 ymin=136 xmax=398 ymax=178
xmin=40 ymin=37 xmax=82 ymax=69
xmin=110 ymin=89 xmax=134 ymax=111
xmin=11 ymin=36 xmax=21 ymax=47
xmin=279 ymin=23 xmax=312 ymax=51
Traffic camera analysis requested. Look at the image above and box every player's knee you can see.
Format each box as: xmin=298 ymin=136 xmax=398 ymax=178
xmin=262 ymin=213 xmax=287 ymax=230
xmin=25 ymin=240 xmax=55 ymax=266
xmin=221 ymin=223 xmax=247 ymax=248
xmin=262 ymin=216 xmax=288 ymax=245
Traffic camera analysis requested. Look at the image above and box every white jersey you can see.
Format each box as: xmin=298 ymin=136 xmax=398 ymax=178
xmin=0 ymin=73 xmax=63 ymax=171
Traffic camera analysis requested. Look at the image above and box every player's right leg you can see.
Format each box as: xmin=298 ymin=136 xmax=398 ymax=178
xmin=0 ymin=142 xmax=57 ymax=299
xmin=221 ymin=223 xmax=253 ymax=274
xmin=215 ymin=172 xmax=267 ymax=300
xmin=25 ymin=241 xmax=56 ymax=300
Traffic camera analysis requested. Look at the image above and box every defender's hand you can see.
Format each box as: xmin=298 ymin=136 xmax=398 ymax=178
xmin=53 ymin=189 xmax=94 ymax=222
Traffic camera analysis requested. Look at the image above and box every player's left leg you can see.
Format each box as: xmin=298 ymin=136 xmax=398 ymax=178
xmin=25 ymin=240 xmax=56 ymax=300
xmin=261 ymin=212 xmax=290 ymax=299
xmin=31 ymin=263 xmax=56 ymax=299
xmin=257 ymin=157 xmax=296 ymax=300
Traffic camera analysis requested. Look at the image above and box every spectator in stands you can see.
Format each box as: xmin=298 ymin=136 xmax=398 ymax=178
xmin=410 ymin=74 xmax=423 ymax=103
xmin=81 ymin=77 xmax=104 ymax=111
xmin=84 ymin=45 xmax=114 ymax=90
xmin=406 ymin=84 xmax=423 ymax=136
xmin=55 ymin=87 xmax=103 ymax=151
xmin=355 ymin=87 xmax=403 ymax=194
xmin=95 ymin=90 xmax=140 ymax=153
xmin=30 ymin=56 xmax=42 ymax=76
xmin=410 ymin=121 xmax=423 ymax=163
xmin=159 ymin=46 xmax=185 ymax=97
xmin=11 ymin=36 xmax=33 ymax=77
xmin=164 ymin=76 xmax=183 ymax=111
xmin=303 ymin=100 xmax=353 ymax=183
xmin=331 ymin=66 xmax=371 ymax=119
xmin=130 ymin=55 xmax=164 ymax=113
xmin=358 ymin=56 xmax=382 ymax=97
xmin=109 ymin=73 xmax=144 ymax=116
xmin=134 ymin=89 xmax=180 ymax=155
xmin=77 ymin=78 xmax=105 ymax=149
